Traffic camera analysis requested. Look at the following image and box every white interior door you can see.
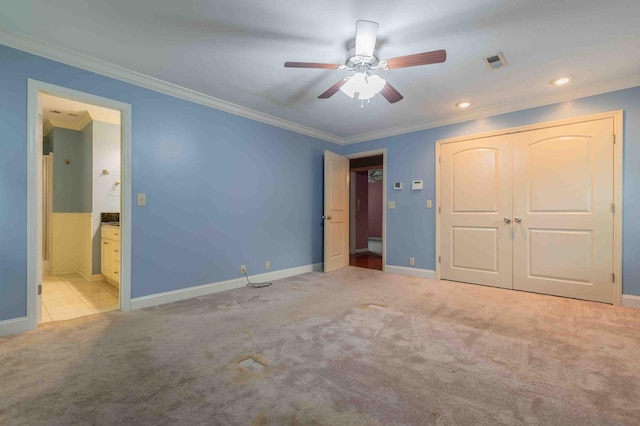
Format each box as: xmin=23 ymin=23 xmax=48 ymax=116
xmin=512 ymin=119 xmax=614 ymax=303
xmin=440 ymin=135 xmax=514 ymax=289
xmin=324 ymin=150 xmax=350 ymax=272
xmin=36 ymin=100 xmax=43 ymax=323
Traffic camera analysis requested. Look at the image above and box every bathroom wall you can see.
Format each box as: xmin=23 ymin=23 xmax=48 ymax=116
xmin=368 ymin=178 xmax=383 ymax=239
xmin=51 ymin=127 xmax=92 ymax=213
xmin=355 ymin=171 xmax=369 ymax=250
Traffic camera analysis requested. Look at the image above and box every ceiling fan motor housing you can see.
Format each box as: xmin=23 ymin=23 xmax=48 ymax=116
xmin=345 ymin=48 xmax=381 ymax=70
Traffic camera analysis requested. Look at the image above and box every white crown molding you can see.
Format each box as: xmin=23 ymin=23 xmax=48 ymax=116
xmin=3 ymin=28 xmax=639 ymax=147
xmin=343 ymin=75 xmax=640 ymax=144
xmin=0 ymin=29 xmax=343 ymax=145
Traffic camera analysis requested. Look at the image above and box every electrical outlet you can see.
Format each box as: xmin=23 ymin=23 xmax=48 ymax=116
xmin=240 ymin=265 xmax=246 ymax=274
xmin=409 ymin=257 xmax=415 ymax=266
xmin=426 ymin=199 xmax=433 ymax=209
xmin=265 ymin=261 xmax=270 ymax=270
xmin=137 ymin=193 xmax=147 ymax=206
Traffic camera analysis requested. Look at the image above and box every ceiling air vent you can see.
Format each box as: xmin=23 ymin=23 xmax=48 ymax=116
xmin=484 ymin=52 xmax=508 ymax=70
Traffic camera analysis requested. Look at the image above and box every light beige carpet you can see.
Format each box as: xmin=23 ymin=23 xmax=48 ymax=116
xmin=1 ymin=267 xmax=639 ymax=425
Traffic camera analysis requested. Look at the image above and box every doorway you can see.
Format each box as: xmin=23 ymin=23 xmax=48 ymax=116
xmin=348 ymin=152 xmax=385 ymax=271
xmin=39 ymin=93 xmax=122 ymax=322
xmin=27 ymin=80 xmax=132 ymax=330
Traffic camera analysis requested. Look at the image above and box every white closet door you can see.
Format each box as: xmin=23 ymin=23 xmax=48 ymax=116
xmin=512 ymin=119 xmax=614 ymax=303
xmin=440 ymin=135 xmax=513 ymax=289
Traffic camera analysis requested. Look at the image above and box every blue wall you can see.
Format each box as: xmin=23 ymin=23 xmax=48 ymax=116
xmin=343 ymin=87 xmax=640 ymax=296
xmin=0 ymin=44 xmax=337 ymax=320
xmin=51 ymin=127 xmax=92 ymax=213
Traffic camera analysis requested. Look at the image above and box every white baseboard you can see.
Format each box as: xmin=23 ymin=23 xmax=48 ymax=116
xmin=50 ymin=268 xmax=77 ymax=275
xmin=0 ymin=317 xmax=30 ymax=338
xmin=131 ymin=263 xmax=323 ymax=310
xmin=78 ymin=271 xmax=105 ymax=282
xmin=368 ymin=237 xmax=382 ymax=241
xmin=385 ymin=265 xmax=437 ymax=279
xmin=622 ymin=295 xmax=640 ymax=310
xmin=355 ymin=248 xmax=369 ymax=254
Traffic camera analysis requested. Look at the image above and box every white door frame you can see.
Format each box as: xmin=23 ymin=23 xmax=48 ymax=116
xmin=435 ymin=110 xmax=623 ymax=305
xmin=345 ymin=149 xmax=387 ymax=271
xmin=26 ymin=79 xmax=133 ymax=330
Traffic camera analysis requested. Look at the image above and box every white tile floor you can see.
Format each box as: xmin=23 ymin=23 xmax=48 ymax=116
xmin=41 ymin=273 xmax=119 ymax=323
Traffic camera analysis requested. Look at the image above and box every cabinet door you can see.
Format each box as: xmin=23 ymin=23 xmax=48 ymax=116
xmin=111 ymin=243 xmax=120 ymax=286
xmin=101 ymin=239 xmax=112 ymax=279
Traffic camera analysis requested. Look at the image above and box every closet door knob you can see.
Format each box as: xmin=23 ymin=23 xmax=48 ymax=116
xmin=515 ymin=217 xmax=522 ymax=223
xmin=504 ymin=217 xmax=511 ymax=224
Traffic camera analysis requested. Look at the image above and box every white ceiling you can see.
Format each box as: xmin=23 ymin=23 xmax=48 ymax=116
xmin=41 ymin=93 xmax=121 ymax=130
xmin=4 ymin=0 xmax=640 ymax=142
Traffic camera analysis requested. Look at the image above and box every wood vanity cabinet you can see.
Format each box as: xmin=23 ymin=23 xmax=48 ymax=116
xmin=101 ymin=226 xmax=120 ymax=286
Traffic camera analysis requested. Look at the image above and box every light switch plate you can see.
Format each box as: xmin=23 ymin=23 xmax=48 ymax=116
xmin=388 ymin=201 xmax=396 ymax=209
xmin=137 ymin=193 xmax=147 ymax=206
xmin=427 ymin=200 xmax=433 ymax=208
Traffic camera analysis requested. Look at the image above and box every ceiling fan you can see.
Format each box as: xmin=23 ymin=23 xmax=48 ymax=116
xmin=368 ymin=169 xmax=383 ymax=182
xmin=284 ymin=20 xmax=446 ymax=106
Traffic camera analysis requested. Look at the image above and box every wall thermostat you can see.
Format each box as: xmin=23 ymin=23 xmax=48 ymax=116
xmin=394 ymin=182 xmax=403 ymax=190
xmin=412 ymin=180 xmax=424 ymax=190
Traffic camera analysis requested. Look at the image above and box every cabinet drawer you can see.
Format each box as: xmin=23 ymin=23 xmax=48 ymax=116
xmin=101 ymin=226 xmax=121 ymax=241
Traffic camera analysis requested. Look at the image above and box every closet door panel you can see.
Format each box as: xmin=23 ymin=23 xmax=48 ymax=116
xmin=440 ymin=135 xmax=513 ymax=289
xmin=512 ymin=119 xmax=614 ymax=303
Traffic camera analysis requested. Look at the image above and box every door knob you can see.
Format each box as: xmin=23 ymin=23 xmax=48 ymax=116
xmin=322 ymin=215 xmax=333 ymax=220
xmin=515 ymin=217 xmax=522 ymax=223
xmin=504 ymin=217 xmax=511 ymax=224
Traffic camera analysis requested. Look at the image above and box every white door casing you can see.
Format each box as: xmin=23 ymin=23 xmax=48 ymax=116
xmin=324 ymin=150 xmax=350 ymax=272
xmin=440 ymin=134 xmax=514 ymax=289
xmin=512 ymin=119 xmax=614 ymax=303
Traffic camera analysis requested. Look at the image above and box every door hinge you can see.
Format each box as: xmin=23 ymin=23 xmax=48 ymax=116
xmin=612 ymin=273 xmax=615 ymax=282
xmin=438 ymin=206 xmax=441 ymax=214
xmin=438 ymin=256 xmax=441 ymax=263
xmin=611 ymin=203 xmax=615 ymax=214
xmin=613 ymin=134 xmax=616 ymax=144
xmin=438 ymin=156 xmax=441 ymax=164
xmin=38 ymin=284 xmax=42 ymax=295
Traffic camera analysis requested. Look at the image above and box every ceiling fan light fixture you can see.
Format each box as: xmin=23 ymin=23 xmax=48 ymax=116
xmin=340 ymin=73 xmax=386 ymax=100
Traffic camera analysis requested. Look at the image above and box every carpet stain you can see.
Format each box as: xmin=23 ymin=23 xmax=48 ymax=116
xmin=252 ymin=411 xmax=269 ymax=426
xmin=360 ymin=303 xmax=387 ymax=310
xmin=232 ymin=354 xmax=285 ymax=383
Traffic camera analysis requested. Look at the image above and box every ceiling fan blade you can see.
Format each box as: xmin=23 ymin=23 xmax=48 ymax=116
xmin=284 ymin=62 xmax=340 ymax=69
xmin=380 ymin=82 xmax=404 ymax=103
xmin=318 ymin=79 xmax=347 ymax=99
xmin=355 ymin=20 xmax=379 ymax=57
xmin=386 ymin=49 xmax=447 ymax=69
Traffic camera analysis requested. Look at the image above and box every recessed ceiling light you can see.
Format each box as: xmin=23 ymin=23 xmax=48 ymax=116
xmin=552 ymin=77 xmax=572 ymax=86
xmin=456 ymin=101 xmax=471 ymax=109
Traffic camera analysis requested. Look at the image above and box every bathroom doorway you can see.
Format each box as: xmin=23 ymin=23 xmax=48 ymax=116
xmin=39 ymin=93 xmax=122 ymax=322
xmin=27 ymin=80 xmax=132 ymax=329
